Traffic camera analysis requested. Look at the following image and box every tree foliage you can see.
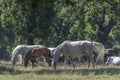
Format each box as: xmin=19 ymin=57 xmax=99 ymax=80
xmin=0 ymin=0 xmax=120 ymax=58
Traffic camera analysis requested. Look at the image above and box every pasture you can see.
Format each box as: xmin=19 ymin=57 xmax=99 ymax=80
xmin=0 ymin=61 xmax=120 ymax=80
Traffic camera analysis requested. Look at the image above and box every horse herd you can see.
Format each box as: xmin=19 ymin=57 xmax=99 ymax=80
xmin=11 ymin=40 xmax=120 ymax=70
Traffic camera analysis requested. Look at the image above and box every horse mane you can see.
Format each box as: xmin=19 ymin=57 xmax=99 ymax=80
xmin=57 ymin=44 xmax=62 ymax=51
xmin=24 ymin=49 xmax=34 ymax=67
xmin=48 ymin=48 xmax=51 ymax=58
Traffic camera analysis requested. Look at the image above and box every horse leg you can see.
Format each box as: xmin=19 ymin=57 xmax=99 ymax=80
xmin=43 ymin=57 xmax=45 ymax=66
xmin=90 ymin=55 xmax=96 ymax=68
xmin=24 ymin=60 xmax=28 ymax=68
xmin=30 ymin=58 xmax=36 ymax=68
xmin=19 ymin=55 xmax=23 ymax=65
xmin=87 ymin=56 xmax=90 ymax=68
xmin=64 ymin=56 xmax=71 ymax=68
xmin=30 ymin=59 xmax=34 ymax=68
xmin=69 ymin=57 xmax=75 ymax=69
xmin=96 ymin=55 xmax=104 ymax=66
xmin=64 ymin=56 xmax=67 ymax=68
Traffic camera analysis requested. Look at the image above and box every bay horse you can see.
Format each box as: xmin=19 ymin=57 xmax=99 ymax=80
xmin=24 ymin=47 xmax=51 ymax=68
xmin=52 ymin=40 xmax=99 ymax=70
xmin=11 ymin=45 xmax=43 ymax=65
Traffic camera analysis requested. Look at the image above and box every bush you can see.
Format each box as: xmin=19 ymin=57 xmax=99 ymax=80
xmin=0 ymin=48 xmax=10 ymax=61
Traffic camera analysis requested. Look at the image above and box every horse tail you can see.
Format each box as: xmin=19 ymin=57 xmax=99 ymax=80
xmin=48 ymin=49 xmax=51 ymax=58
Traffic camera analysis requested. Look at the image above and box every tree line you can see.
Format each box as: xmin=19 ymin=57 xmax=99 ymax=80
xmin=0 ymin=0 xmax=120 ymax=59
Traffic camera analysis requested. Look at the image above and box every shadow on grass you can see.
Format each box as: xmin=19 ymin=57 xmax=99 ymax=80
xmin=0 ymin=65 xmax=120 ymax=75
xmin=34 ymin=67 xmax=120 ymax=75
xmin=0 ymin=65 xmax=31 ymax=75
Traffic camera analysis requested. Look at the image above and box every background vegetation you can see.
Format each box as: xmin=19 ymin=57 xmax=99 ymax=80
xmin=0 ymin=0 xmax=120 ymax=60
xmin=0 ymin=1 xmax=120 ymax=79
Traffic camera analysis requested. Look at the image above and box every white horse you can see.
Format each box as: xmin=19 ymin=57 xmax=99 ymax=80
xmin=48 ymin=48 xmax=56 ymax=55
xmin=92 ymin=42 xmax=107 ymax=65
xmin=11 ymin=45 xmax=43 ymax=65
xmin=105 ymin=56 xmax=120 ymax=66
xmin=105 ymin=48 xmax=118 ymax=58
xmin=52 ymin=40 xmax=99 ymax=69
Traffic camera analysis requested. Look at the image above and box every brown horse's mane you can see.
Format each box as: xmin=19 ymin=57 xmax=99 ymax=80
xmin=48 ymin=49 xmax=51 ymax=58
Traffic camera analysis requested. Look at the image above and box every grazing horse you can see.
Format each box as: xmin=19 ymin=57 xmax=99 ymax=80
xmin=24 ymin=47 xmax=51 ymax=68
xmin=48 ymin=48 xmax=56 ymax=55
xmin=104 ymin=49 xmax=118 ymax=58
xmin=52 ymin=40 xmax=99 ymax=70
xmin=92 ymin=42 xmax=107 ymax=65
xmin=105 ymin=56 xmax=120 ymax=66
xmin=35 ymin=48 xmax=56 ymax=66
xmin=11 ymin=45 xmax=43 ymax=65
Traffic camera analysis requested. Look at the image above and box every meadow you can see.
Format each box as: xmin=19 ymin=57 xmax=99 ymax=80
xmin=0 ymin=61 xmax=120 ymax=80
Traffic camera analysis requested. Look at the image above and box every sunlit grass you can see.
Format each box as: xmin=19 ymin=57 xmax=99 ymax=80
xmin=0 ymin=61 xmax=120 ymax=80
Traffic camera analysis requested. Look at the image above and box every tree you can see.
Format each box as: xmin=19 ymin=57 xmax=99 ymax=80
xmin=94 ymin=8 xmax=116 ymax=44
xmin=0 ymin=0 xmax=55 ymax=45
xmin=0 ymin=0 xmax=120 ymax=51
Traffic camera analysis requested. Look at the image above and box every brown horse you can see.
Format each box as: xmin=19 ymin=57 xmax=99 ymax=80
xmin=24 ymin=47 xmax=51 ymax=68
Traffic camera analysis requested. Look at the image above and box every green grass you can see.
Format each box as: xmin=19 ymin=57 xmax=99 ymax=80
xmin=0 ymin=61 xmax=120 ymax=80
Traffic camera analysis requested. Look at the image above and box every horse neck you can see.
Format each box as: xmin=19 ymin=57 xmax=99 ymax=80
xmin=92 ymin=43 xmax=99 ymax=55
xmin=43 ymin=48 xmax=49 ymax=57
xmin=53 ymin=45 xmax=61 ymax=63
xmin=25 ymin=49 xmax=33 ymax=60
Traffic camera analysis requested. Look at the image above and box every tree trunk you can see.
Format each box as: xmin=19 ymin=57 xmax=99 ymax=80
xmin=94 ymin=8 xmax=116 ymax=44
xmin=27 ymin=37 xmax=34 ymax=45
xmin=27 ymin=13 xmax=37 ymax=45
xmin=97 ymin=18 xmax=116 ymax=44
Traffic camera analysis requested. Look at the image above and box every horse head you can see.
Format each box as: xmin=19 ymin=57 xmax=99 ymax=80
xmin=51 ymin=45 xmax=61 ymax=70
xmin=24 ymin=58 xmax=29 ymax=67
xmin=11 ymin=56 xmax=17 ymax=65
xmin=43 ymin=47 xmax=53 ymax=67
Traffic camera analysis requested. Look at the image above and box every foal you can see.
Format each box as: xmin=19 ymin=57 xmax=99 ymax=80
xmin=24 ymin=47 xmax=51 ymax=68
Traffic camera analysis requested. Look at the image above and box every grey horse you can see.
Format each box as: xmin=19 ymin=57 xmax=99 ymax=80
xmin=52 ymin=40 xmax=99 ymax=70
xmin=11 ymin=45 xmax=43 ymax=65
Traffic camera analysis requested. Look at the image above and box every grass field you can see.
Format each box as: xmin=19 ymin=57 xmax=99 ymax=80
xmin=0 ymin=61 xmax=120 ymax=80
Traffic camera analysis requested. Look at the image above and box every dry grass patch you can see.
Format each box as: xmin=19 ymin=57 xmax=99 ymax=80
xmin=0 ymin=61 xmax=120 ymax=80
